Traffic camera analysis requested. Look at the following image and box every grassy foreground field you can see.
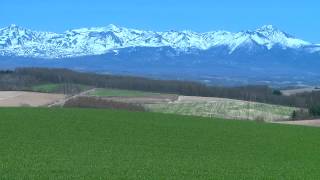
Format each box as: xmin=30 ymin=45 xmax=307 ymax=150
xmin=0 ymin=108 xmax=319 ymax=179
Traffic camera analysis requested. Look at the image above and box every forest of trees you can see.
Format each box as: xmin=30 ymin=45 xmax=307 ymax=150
xmin=1 ymin=68 xmax=320 ymax=116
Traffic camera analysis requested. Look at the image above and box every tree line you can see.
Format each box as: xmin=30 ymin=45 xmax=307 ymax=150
xmin=1 ymin=68 xmax=320 ymax=115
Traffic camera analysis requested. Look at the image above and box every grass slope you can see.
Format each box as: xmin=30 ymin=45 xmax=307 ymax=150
xmin=0 ymin=108 xmax=319 ymax=179
xmin=31 ymin=83 xmax=61 ymax=93
xmin=31 ymin=83 xmax=90 ymax=94
xmin=88 ymin=88 xmax=160 ymax=97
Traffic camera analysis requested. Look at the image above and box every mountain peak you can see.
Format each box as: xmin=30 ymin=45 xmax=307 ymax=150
xmin=107 ymin=24 xmax=121 ymax=31
xmin=258 ymin=25 xmax=277 ymax=31
xmin=5 ymin=24 xmax=26 ymax=31
xmin=255 ymin=25 xmax=285 ymax=35
xmin=8 ymin=24 xmax=18 ymax=28
xmin=0 ymin=24 xmax=30 ymax=35
xmin=0 ymin=24 xmax=317 ymax=58
xmin=1 ymin=24 xmax=16 ymax=31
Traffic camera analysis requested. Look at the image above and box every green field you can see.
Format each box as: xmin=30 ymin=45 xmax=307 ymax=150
xmin=0 ymin=108 xmax=319 ymax=179
xmin=32 ymin=83 xmax=90 ymax=93
xmin=31 ymin=83 xmax=61 ymax=93
xmin=88 ymin=88 xmax=160 ymax=97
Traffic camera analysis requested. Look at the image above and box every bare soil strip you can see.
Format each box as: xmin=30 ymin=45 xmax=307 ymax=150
xmin=0 ymin=91 xmax=65 ymax=107
xmin=275 ymin=119 xmax=320 ymax=127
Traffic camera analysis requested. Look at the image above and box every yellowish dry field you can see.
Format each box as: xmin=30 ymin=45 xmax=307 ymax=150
xmin=275 ymin=119 xmax=320 ymax=127
xmin=0 ymin=91 xmax=65 ymax=107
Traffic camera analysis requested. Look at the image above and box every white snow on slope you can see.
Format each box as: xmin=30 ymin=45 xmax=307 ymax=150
xmin=0 ymin=24 xmax=317 ymax=58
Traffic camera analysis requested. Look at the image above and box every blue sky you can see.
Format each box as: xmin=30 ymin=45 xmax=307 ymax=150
xmin=1 ymin=0 xmax=319 ymax=42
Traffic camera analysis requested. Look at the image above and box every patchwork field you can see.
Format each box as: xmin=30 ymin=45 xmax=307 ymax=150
xmin=89 ymin=88 xmax=296 ymax=122
xmin=146 ymin=96 xmax=297 ymax=122
xmin=0 ymin=108 xmax=319 ymax=179
xmin=0 ymin=91 xmax=65 ymax=107
xmin=0 ymin=88 xmax=297 ymax=122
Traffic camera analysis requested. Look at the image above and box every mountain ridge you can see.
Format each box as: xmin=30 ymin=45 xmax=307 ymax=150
xmin=0 ymin=24 xmax=318 ymax=58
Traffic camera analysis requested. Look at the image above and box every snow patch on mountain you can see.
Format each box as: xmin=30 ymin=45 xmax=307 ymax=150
xmin=0 ymin=24 xmax=317 ymax=58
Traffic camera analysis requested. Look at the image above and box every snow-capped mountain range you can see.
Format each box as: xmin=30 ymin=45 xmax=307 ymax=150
xmin=0 ymin=24 xmax=319 ymax=58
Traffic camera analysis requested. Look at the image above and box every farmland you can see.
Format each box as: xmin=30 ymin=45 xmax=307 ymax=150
xmin=146 ymin=96 xmax=296 ymax=122
xmin=0 ymin=88 xmax=297 ymax=121
xmin=31 ymin=83 xmax=91 ymax=94
xmin=0 ymin=91 xmax=65 ymax=107
xmin=276 ymin=119 xmax=320 ymax=127
xmin=0 ymin=108 xmax=320 ymax=179
xmin=31 ymin=83 xmax=62 ymax=93
xmin=89 ymin=88 xmax=296 ymax=122
xmin=88 ymin=88 xmax=161 ymax=97
xmin=88 ymin=88 xmax=178 ymax=104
